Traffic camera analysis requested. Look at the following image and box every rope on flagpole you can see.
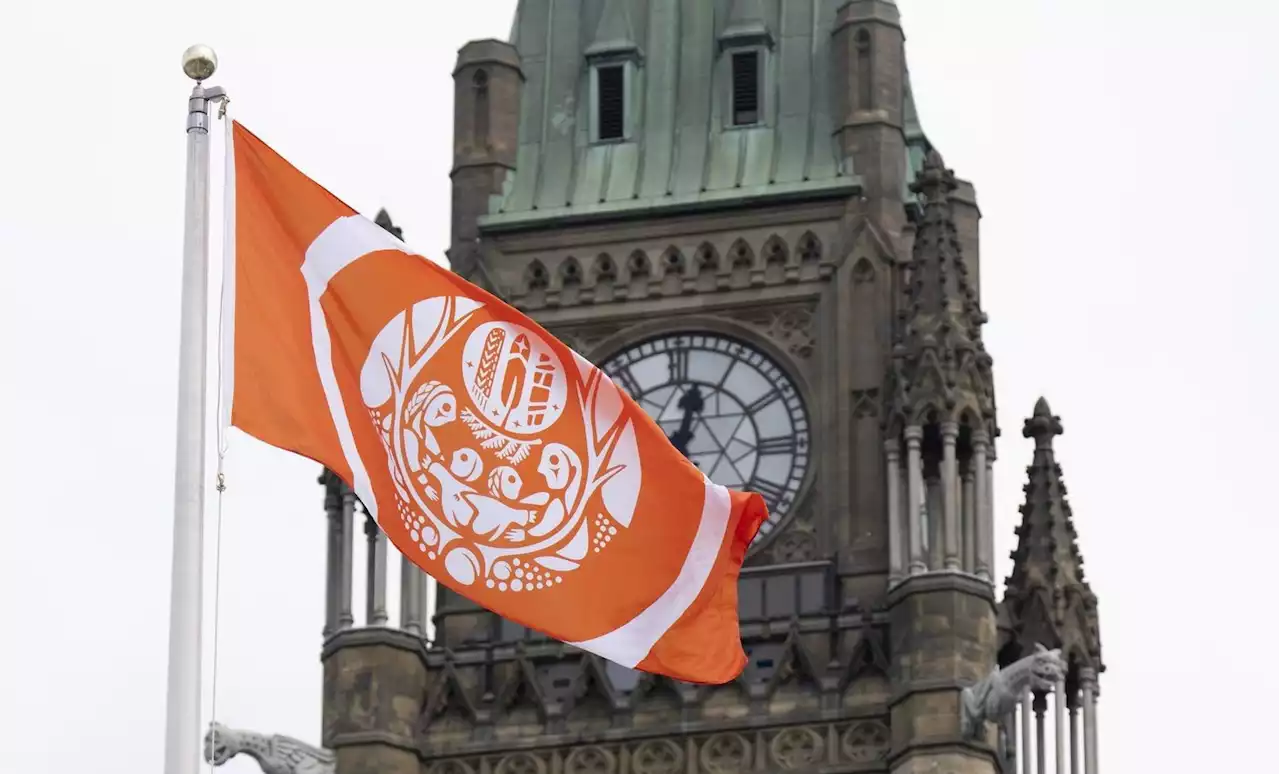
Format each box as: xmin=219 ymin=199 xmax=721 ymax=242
xmin=208 ymin=98 xmax=233 ymax=774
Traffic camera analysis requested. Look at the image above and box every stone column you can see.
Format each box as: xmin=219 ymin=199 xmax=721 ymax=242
xmin=364 ymin=510 xmax=388 ymax=626
xmin=962 ymin=470 xmax=977 ymax=572
xmin=904 ymin=426 xmax=926 ymax=574
xmin=973 ymin=433 xmax=991 ymax=581
xmin=1070 ymin=697 xmax=1081 ymax=774
xmin=322 ymin=471 xmax=342 ymax=637
xmin=885 ymin=439 xmax=904 ymax=585
xmin=940 ymin=421 xmax=960 ymax=570
xmin=1033 ymin=692 xmax=1047 ymax=774
xmin=1081 ymin=667 xmax=1099 ymax=774
xmin=400 ymin=556 xmax=423 ymax=635
xmin=339 ymin=485 xmax=356 ymax=629
xmin=417 ymin=569 xmax=430 ymax=638
xmin=1020 ymin=692 xmax=1033 ymax=774
xmin=1054 ymin=676 xmax=1068 ymax=774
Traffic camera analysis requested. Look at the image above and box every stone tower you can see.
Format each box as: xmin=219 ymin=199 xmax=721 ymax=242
xmin=287 ymin=4 xmax=1107 ymax=774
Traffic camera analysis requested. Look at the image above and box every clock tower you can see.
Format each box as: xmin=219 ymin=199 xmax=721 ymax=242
xmin=305 ymin=3 xmax=1106 ymax=774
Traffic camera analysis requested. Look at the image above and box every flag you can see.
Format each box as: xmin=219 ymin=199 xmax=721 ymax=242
xmin=222 ymin=122 xmax=768 ymax=684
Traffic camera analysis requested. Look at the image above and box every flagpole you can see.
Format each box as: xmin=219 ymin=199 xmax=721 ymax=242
xmin=165 ymin=44 xmax=225 ymax=774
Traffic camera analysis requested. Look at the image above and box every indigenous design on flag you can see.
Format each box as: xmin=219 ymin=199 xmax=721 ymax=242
xmin=362 ymin=296 xmax=642 ymax=592
xmin=225 ymin=121 xmax=768 ymax=684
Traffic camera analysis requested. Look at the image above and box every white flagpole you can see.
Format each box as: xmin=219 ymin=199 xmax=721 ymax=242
xmin=164 ymin=44 xmax=226 ymax=774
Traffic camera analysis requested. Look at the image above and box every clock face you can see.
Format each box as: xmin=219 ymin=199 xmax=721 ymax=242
xmin=598 ymin=332 xmax=810 ymax=543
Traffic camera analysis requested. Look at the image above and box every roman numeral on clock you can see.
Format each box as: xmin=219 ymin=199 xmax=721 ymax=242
xmin=749 ymin=478 xmax=789 ymax=507
xmin=667 ymin=350 xmax=689 ymax=382
xmin=743 ymin=391 xmax=780 ymax=415
xmin=756 ymin=435 xmax=797 ymax=455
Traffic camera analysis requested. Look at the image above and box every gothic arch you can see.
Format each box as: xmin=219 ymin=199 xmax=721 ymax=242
xmin=851 ymin=256 xmax=876 ymax=284
xmin=592 ymin=253 xmax=617 ymax=283
xmin=728 ymin=238 xmax=755 ymax=270
xmin=762 ymin=235 xmax=789 ymax=266
xmin=559 ymin=256 xmax=583 ymax=287
xmin=626 ymin=249 xmax=651 ymax=279
xmin=523 ymin=259 xmax=549 ymax=292
xmin=695 ymin=242 xmax=720 ymax=274
xmin=659 ymin=246 xmax=686 ymax=275
xmin=797 ymin=231 xmax=822 ymax=265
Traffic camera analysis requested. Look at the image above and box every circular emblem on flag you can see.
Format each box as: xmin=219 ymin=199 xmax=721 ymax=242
xmin=359 ymin=295 xmax=643 ymax=593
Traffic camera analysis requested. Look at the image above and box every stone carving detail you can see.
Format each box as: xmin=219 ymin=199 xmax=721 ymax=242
xmin=852 ymin=388 xmax=880 ymax=419
xmin=565 ymin=745 xmax=617 ymax=774
xmin=735 ymin=305 xmax=816 ymax=360
xmin=841 ymin=720 xmax=890 ymax=762
xmin=422 ymin=728 xmax=908 ymax=774
xmin=770 ymin=727 xmax=825 ymax=770
xmin=525 ymin=260 xmax=549 ymax=292
xmin=771 ymin=527 xmax=816 ymax=563
xmin=203 ymin=722 xmax=335 ymax=774
xmin=695 ymin=243 xmax=719 ymax=273
xmin=496 ymin=752 xmax=546 ymax=774
xmin=700 ymin=733 xmax=752 ymax=773
xmin=513 ymin=235 xmax=832 ymax=309
xmin=961 ymin=644 xmax=1067 ymax=739
xmin=771 ymin=308 xmax=816 ymax=359
xmin=632 ymin=739 xmax=684 ymax=774
xmin=593 ymin=254 xmax=618 ymax=284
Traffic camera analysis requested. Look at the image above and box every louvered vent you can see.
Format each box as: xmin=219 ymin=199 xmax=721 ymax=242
xmin=731 ymin=50 xmax=760 ymax=126
xmin=597 ymin=65 xmax=625 ymax=140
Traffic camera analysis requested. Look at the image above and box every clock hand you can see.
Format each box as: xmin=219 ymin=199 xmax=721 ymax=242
xmin=667 ymin=385 xmax=705 ymax=458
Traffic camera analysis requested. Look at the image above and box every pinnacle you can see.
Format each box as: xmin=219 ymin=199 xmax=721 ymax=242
xmin=374 ymin=208 xmax=404 ymax=240
xmin=1023 ymin=397 xmax=1063 ymax=446
xmin=889 ymin=145 xmax=994 ymax=431
xmin=1002 ymin=402 xmax=1101 ymax=670
xmin=911 ymin=147 xmax=957 ymax=203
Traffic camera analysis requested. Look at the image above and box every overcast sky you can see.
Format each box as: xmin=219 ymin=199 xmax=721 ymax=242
xmin=0 ymin=1 xmax=1276 ymax=773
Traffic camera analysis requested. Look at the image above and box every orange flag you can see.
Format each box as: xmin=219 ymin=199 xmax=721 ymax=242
xmin=222 ymin=122 xmax=768 ymax=684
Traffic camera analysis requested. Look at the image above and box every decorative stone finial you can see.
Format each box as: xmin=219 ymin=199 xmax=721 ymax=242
xmin=911 ymin=147 xmax=958 ymax=202
xmin=1023 ymin=396 xmax=1063 ymax=447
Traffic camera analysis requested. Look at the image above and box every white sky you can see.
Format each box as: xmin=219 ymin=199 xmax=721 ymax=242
xmin=0 ymin=1 xmax=1276 ymax=772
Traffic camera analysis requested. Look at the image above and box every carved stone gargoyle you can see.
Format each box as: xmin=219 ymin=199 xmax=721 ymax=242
xmin=203 ymin=721 xmax=336 ymax=774
xmin=960 ymin=643 xmax=1067 ymax=740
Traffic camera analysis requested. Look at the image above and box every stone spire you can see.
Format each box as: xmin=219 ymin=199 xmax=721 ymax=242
xmin=586 ymin=0 xmax=639 ymax=58
xmin=1001 ymin=398 xmax=1103 ymax=674
xmin=888 ymin=149 xmax=995 ymax=432
xmin=374 ymin=208 xmax=403 ymax=241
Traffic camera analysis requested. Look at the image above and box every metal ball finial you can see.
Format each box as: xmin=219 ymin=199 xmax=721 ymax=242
xmin=181 ymin=44 xmax=218 ymax=82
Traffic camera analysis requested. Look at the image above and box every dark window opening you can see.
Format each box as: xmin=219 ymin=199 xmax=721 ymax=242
xmin=731 ymin=50 xmax=761 ymax=126
xmin=596 ymin=65 xmax=625 ymax=140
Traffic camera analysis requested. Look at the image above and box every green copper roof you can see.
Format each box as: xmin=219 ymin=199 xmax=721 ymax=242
xmin=903 ymin=64 xmax=933 ymax=207
xmin=480 ymin=0 xmax=863 ymax=230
